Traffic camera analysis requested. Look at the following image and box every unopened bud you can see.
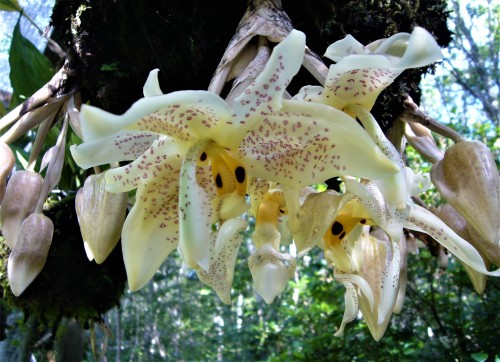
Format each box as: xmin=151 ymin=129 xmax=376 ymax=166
xmin=0 ymin=143 xmax=15 ymax=205
xmin=7 ymin=213 xmax=54 ymax=296
xmin=0 ymin=170 xmax=43 ymax=248
xmin=75 ymin=173 xmax=127 ymax=264
xmin=431 ymin=140 xmax=500 ymax=246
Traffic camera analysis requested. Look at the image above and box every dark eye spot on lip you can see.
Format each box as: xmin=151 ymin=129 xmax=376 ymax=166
xmin=200 ymin=152 xmax=207 ymax=161
xmin=355 ymin=117 xmax=364 ymax=129
xmin=235 ymin=166 xmax=246 ymax=183
xmin=331 ymin=221 xmax=343 ymax=235
xmin=215 ymin=174 xmax=223 ymax=188
xmin=360 ymin=219 xmax=366 ymax=224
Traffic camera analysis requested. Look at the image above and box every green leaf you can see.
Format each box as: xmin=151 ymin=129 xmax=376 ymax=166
xmin=0 ymin=0 xmax=22 ymax=12
xmin=9 ymin=16 xmax=54 ymax=107
xmin=472 ymin=352 xmax=489 ymax=362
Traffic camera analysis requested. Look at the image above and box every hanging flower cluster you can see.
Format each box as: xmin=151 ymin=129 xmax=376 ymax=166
xmin=1 ymin=17 xmax=498 ymax=341
xmin=67 ymin=26 xmax=500 ymax=341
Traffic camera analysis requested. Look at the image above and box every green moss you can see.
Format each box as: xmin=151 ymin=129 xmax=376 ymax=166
xmin=0 ymin=197 xmax=126 ymax=327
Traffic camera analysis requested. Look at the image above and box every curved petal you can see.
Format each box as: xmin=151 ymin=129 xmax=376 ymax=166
xmin=293 ymin=190 xmax=345 ymax=257
xmin=104 ymin=137 xmax=185 ymax=193
xmin=322 ymin=27 xmax=442 ymax=110
xmin=333 ymin=280 xmax=358 ymax=337
xmin=70 ymin=130 xmax=158 ymax=170
xmin=122 ymin=174 xmax=180 ymax=291
xmin=405 ymin=204 xmax=500 ymax=276
xmin=293 ymin=85 xmax=325 ymax=103
xmin=80 ymin=90 xmax=231 ymax=143
xmin=179 ymin=139 xmax=214 ymax=271
xmin=143 ymin=69 xmax=164 ymax=97
xmin=344 ymin=178 xmax=407 ymax=242
xmin=345 ymin=104 xmax=407 ymax=206
xmin=196 ymin=218 xmax=247 ymax=304
xmin=223 ymin=30 xmax=306 ymax=149
xmin=240 ymin=100 xmax=399 ymax=187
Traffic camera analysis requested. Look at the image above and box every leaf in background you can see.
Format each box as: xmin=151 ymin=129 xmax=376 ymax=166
xmin=0 ymin=0 xmax=22 ymax=12
xmin=9 ymin=16 xmax=54 ymax=107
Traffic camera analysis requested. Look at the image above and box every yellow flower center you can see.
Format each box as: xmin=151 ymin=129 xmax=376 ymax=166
xmin=323 ymin=201 xmax=373 ymax=248
xmin=199 ymin=143 xmax=248 ymax=198
xmin=256 ymin=191 xmax=287 ymax=226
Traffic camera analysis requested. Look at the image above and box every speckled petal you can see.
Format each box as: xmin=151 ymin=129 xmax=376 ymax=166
xmin=405 ymin=204 xmax=500 ymax=276
xmin=179 ymin=139 xmax=214 ymax=271
xmin=79 ymin=91 xmax=231 ymax=143
xmin=196 ymin=218 xmax=247 ymax=304
xmin=334 ymin=269 xmax=375 ymax=336
xmin=70 ymin=130 xmax=158 ymax=170
xmin=121 ymin=173 xmax=180 ymax=291
xmin=322 ymin=27 xmax=442 ymax=110
xmin=344 ymin=178 xmax=407 ymax=242
xmin=223 ymin=30 xmax=306 ymax=149
xmin=293 ymin=85 xmax=324 ymax=103
xmin=104 ymin=137 xmax=185 ymax=193
xmin=240 ymin=100 xmax=399 ymax=187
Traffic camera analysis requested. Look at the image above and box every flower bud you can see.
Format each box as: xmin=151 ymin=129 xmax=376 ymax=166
xmin=75 ymin=173 xmax=127 ymax=264
xmin=431 ymin=140 xmax=500 ymax=247
xmin=0 ymin=142 xmax=15 ymax=205
xmin=0 ymin=170 xmax=43 ymax=249
xmin=7 ymin=213 xmax=54 ymax=296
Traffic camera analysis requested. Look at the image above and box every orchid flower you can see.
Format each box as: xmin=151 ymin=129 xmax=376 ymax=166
xmin=294 ymin=26 xmax=443 ymax=111
xmin=71 ymin=29 xmax=400 ymax=297
xmin=70 ymin=30 xmax=310 ymax=295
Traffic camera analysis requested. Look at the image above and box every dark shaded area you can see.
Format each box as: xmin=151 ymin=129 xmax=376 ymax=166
xmin=50 ymin=0 xmax=452 ymax=132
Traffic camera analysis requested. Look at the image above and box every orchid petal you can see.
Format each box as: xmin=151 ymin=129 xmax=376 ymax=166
xmin=79 ymin=91 xmax=231 ymax=143
xmin=179 ymin=139 xmax=214 ymax=271
xmin=405 ymin=204 xmax=500 ymax=276
xmin=293 ymin=85 xmax=324 ymax=103
xmin=104 ymin=137 xmax=184 ymax=193
xmin=196 ymin=218 xmax=247 ymax=304
xmin=294 ymin=190 xmax=345 ymax=257
xmin=248 ymin=243 xmax=296 ymax=304
xmin=322 ymin=27 xmax=442 ymax=110
xmin=333 ymin=281 xmax=358 ymax=337
xmin=234 ymin=29 xmax=305 ymax=116
xmin=143 ymin=69 xmax=164 ymax=97
xmin=122 ymin=174 xmax=180 ymax=291
xmin=334 ymin=269 xmax=375 ymax=311
xmin=344 ymin=179 xmax=406 ymax=241
xmin=70 ymin=130 xmax=159 ymax=170
xmin=345 ymin=104 xmax=407 ymax=206
xmin=240 ymin=100 xmax=399 ymax=187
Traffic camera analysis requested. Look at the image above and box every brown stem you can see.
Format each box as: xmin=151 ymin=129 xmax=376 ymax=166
xmin=403 ymin=95 xmax=465 ymax=143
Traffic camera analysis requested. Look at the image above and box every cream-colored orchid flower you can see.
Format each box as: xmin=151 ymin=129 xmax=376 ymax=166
xmin=71 ymin=29 xmax=399 ymax=296
xmin=295 ymin=27 xmax=442 ymax=111
xmin=70 ymin=30 xmax=307 ymax=294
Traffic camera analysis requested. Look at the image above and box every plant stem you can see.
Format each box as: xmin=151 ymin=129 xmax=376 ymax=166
xmin=403 ymin=95 xmax=465 ymax=143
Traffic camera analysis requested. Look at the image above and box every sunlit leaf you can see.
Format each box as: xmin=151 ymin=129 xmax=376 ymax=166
xmin=9 ymin=16 xmax=54 ymax=107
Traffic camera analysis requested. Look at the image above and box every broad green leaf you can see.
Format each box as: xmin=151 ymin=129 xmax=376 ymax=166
xmin=0 ymin=0 xmax=22 ymax=12
xmin=9 ymin=16 xmax=54 ymax=107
